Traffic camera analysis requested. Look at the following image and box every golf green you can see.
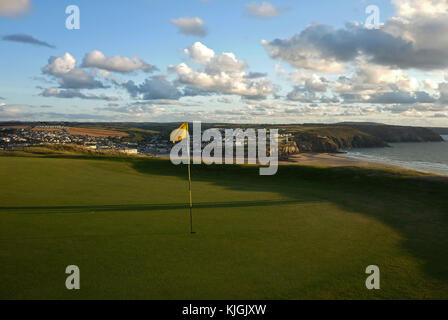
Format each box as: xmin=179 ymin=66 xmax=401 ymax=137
xmin=1 ymin=154 xmax=447 ymax=299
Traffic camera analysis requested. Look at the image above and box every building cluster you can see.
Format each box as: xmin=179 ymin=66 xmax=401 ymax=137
xmin=0 ymin=127 xmax=138 ymax=154
xmin=0 ymin=126 xmax=295 ymax=156
xmin=137 ymin=136 xmax=172 ymax=155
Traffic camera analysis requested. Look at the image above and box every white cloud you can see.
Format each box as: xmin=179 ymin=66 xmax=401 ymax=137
xmin=103 ymin=103 xmax=166 ymax=117
xmin=246 ymin=2 xmax=280 ymax=18
xmin=41 ymin=88 xmax=119 ymax=101
xmin=42 ymin=53 xmax=105 ymax=89
xmin=0 ymin=104 xmax=22 ymax=118
xmin=205 ymin=52 xmax=247 ymax=74
xmin=184 ymin=42 xmax=215 ymax=63
xmin=289 ymin=71 xmax=330 ymax=92
xmin=262 ymin=1 xmax=448 ymax=72
xmin=334 ymin=63 xmax=420 ymax=95
xmin=275 ymin=63 xmax=287 ymax=76
xmin=43 ymin=53 xmax=76 ymax=75
xmin=392 ymin=0 xmax=448 ymax=18
xmin=423 ymin=79 xmax=440 ymax=91
xmin=82 ymin=50 xmax=157 ymax=73
xmin=170 ymin=42 xmax=275 ymax=99
xmin=438 ymin=82 xmax=448 ymax=103
xmin=122 ymin=76 xmax=184 ymax=100
xmin=171 ymin=17 xmax=207 ymax=37
xmin=218 ymin=97 xmax=234 ymax=104
xmin=259 ymin=0 xmax=448 ymax=117
xmin=261 ymin=38 xmax=346 ymax=74
xmin=0 ymin=0 xmax=30 ymax=17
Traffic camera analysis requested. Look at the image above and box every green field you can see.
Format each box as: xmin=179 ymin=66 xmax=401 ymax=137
xmin=1 ymin=151 xmax=447 ymax=299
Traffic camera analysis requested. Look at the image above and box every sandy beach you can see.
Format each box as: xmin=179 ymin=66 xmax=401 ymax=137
xmin=156 ymin=152 xmax=447 ymax=179
xmin=281 ymin=153 xmax=398 ymax=169
xmin=158 ymin=153 xmax=396 ymax=168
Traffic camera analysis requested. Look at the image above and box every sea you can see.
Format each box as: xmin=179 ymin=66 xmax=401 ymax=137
xmin=340 ymin=135 xmax=448 ymax=176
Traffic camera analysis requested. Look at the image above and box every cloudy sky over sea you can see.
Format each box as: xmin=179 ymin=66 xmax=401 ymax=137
xmin=1 ymin=0 xmax=448 ymax=125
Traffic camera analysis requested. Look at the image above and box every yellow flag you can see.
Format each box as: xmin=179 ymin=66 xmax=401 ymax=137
xmin=170 ymin=122 xmax=189 ymax=143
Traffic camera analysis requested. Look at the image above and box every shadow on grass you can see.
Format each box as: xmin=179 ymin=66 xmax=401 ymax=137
xmin=130 ymin=157 xmax=448 ymax=281
xmin=0 ymin=199 xmax=305 ymax=214
xmin=3 ymin=152 xmax=448 ymax=281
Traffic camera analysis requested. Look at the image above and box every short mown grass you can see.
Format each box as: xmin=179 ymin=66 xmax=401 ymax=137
xmin=0 ymin=151 xmax=447 ymax=299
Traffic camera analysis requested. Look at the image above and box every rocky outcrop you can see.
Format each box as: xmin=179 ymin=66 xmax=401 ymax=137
xmin=291 ymin=128 xmax=388 ymax=154
xmin=287 ymin=124 xmax=443 ymax=155
xmin=293 ymin=133 xmax=340 ymax=153
xmin=279 ymin=141 xmax=300 ymax=159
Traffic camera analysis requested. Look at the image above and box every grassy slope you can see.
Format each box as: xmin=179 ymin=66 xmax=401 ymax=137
xmin=0 ymin=152 xmax=447 ymax=299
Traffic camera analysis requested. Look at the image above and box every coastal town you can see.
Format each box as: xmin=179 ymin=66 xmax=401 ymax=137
xmin=0 ymin=124 xmax=296 ymax=157
xmin=0 ymin=125 xmax=172 ymax=155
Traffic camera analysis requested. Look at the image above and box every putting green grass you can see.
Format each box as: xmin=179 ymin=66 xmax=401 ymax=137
xmin=0 ymin=152 xmax=447 ymax=299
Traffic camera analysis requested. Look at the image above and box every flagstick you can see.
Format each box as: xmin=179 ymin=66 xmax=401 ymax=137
xmin=186 ymin=123 xmax=195 ymax=234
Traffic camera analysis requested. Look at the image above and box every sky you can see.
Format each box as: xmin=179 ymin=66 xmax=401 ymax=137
xmin=0 ymin=0 xmax=447 ymax=126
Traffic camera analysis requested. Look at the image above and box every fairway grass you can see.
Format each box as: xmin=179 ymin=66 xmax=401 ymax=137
xmin=0 ymin=153 xmax=447 ymax=299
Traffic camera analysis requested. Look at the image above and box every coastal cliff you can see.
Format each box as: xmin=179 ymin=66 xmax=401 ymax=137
xmin=286 ymin=124 xmax=442 ymax=154
xmin=344 ymin=124 xmax=444 ymax=143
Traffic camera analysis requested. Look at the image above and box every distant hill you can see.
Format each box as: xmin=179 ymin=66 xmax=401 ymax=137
xmin=428 ymin=127 xmax=448 ymax=135
xmin=335 ymin=122 xmax=384 ymax=126
xmin=339 ymin=124 xmax=443 ymax=143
